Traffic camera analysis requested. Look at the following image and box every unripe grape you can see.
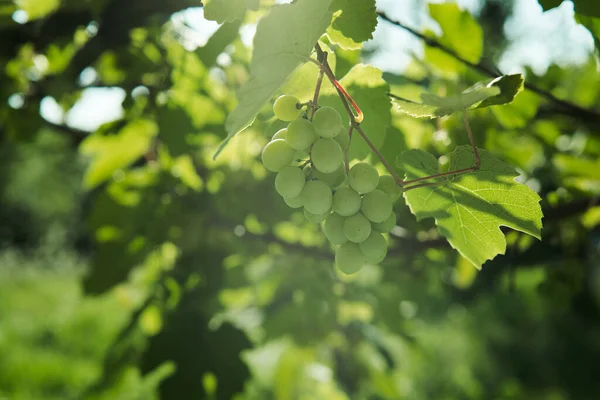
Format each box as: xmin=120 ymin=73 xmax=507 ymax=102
xmin=349 ymin=162 xmax=379 ymax=194
xmin=284 ymin=195 xmax=304 ymax=209
xmin=359 ymin=232 xmax=387 ymax=264
xmin=372 ymin=212 xmax=396 ymax=233
xmin=300 ymin=180 xmax=332 ymax=215
xmin=286 ymin=118 xmax=316 ymax=150
xmin=332 ymin=186 xmax=361 ymax=217
xmin=335 ymin=242 xmax=365 ymax=275
xmin=273 ymin=95 xmax=301 ymax=121
xmin=323 ymin=212 xmax=347 ymax=245
xmin=304 ymin=208 xmax=329 ymax=223
xmin=275 ymin=166 xmax=305 ymax=198
xmin=313 ymin=106 xmax=343 ymax=138
xmin=311 ymin=138 xmax=343 ymax=173
xmin=314 ymin=165 xmax=346 ymax=188
xmin=262 ymin=139 xmax=295 ymax=172
xmin=272 ymin=128 xmax=287 ymax=140
xmin=343 ymin=212 xmax=371 ymax=243
xmin=361 ymin=189 xmax=393 ymax=223
xmin=377 ymin=175 xmax=401 ymax=202
xmin=334 ymin=127 xmax=350 ymax=150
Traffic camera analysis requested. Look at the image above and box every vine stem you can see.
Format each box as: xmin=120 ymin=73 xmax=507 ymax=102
xmin=345 ymin=125 xmax=353 ymax=174
xmin=312 ymin=44 xmax=404 ymax=185
xmin=310 ymin=46 xmax=481 ymax=190
xmin=310 ymin=53 xmax=326 ymax=120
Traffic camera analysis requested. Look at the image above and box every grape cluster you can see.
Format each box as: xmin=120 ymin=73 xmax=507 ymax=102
xmin=263 ymin=95 xmax=400 ymax=274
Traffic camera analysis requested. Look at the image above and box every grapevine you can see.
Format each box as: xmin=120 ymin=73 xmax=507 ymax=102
xmin=260 ymin=55 xmax=405 ymax=274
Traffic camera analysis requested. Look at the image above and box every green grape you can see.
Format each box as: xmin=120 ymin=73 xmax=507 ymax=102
xmin=314 ymin=165 xmax=346 ymax=188
xmin=377 ymin=175 xmax=401 ymax=202
xmin=304 ymin=208 xmax=329 ymax=223
xmin=284 ymin=195 xmax=304 ymax=209
xmin=286 ymin=118 xmax=316 ymax=150
xmin=343 ymin=212 xmax=371 ymax=243
xmin=323 ymin=212 xmax=347 ymax=245
xmin=348 ymin=162 xmax=379 ymax=194
xmin=273 ymin=95 xmax=301 ymax=121
xmin=361 ymin=189 xmax=393 ymax=223
xmin=272 ymin=128 xmax=287 ymax=140
xmin=311 ymin=138 xmax=343 ymax=173
xmin=372 ymin=212 xmax=396 ymax=232
xmin=359 ymin=232 xmax=387 ymax=264
xmin=312 ymin=106 xmax=343 ymax=138
xmin=275 ymin=166 xmax=305 ymax=198
xmin=332 ymin=186 xmax=361 ymax=216
xmin=300 ymin=180 xmax=332 ymax=215
xmin=335 ymin=242 xmax=365 ymax=275
xmin=262 ymin=139 xmax=296 ymax=172
xmin=334 ymin=127 xmax=350 ymax=150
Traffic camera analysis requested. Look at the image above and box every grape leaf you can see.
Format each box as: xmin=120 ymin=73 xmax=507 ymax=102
xmin=281 ymin=42 xmax=337 ymax=103
xmin=329 ymin=0 xmax=377 ymax=44
xmin=392 ymin=74 xmax=523 ymax=118
xmin=319 ymin=64 xmax=391 ymax=160
xmin=397 ymin=146 xmax=543 ymax=269
xmin=216 ymin=0 xmax=333 ymax=158
xmin=203 ymin=0 xmax=259 ymax=23
xmin=326 ymin=25 xmax=362 ymax=50
xmin=475 ymin=74 xmax=524 ymax=108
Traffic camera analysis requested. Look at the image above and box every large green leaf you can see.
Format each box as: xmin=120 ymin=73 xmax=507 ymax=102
xmin=217 ymin=0 xmax=333 ymax=158
xmin=329 ymin=0 xmax=377 ymax=44
xmin=319 ymin=64 xmax=391 ymax=160
xmin=281 ymin=42 xmax=337 ymax=103
xmin=203 ymin=0 xmax=259 ymax=23
xmin=392 ymin=74 xmax=523 ymax=118
xmin=397 ymin=146 xmax=543 ymax=269
xmin=197 ymin=21 xmax=243 ymax=67
xmin=80 ymin=119 xmax=158 ymax=190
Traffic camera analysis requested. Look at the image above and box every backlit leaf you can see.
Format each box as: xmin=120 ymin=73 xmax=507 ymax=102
xmin=397 ymin=146 xmax=543 ymax=269
xmin=217 ymin=0 xmax=333 ymax=158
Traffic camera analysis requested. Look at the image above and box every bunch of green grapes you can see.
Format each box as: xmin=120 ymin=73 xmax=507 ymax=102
xmin=263 ymin=95 xmax=401 ymax=275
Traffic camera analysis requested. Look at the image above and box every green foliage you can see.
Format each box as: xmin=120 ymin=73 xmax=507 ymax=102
xmin=330 ymin=0 xmax=378 ymax=43
xmin=398 ymin=146 xmax=543 ymax=268
xmin=203 ymin=0 xmax=259 ymax=23
xmin=80 ymin=120 xmax=158 ymax=189
xmin=3 ymin=0 xmax=600 ymax=399
xmin=218 ymin=0 xmax=333 ymax=157
xmin=425 ymin=3 xmax=483 ymax=74
xmin=392 ymin=74 xmax=523 ymax=118
xmin=539 ymin=0 xmax=600 ymax=17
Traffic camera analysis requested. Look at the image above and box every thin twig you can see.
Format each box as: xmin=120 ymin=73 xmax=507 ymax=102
xmin=377 ymin=11 xmax=600 ymax=124
xmin=310 ymin=54 xmax=326 ymax=120
xmin=344 ymin=125 xmax=353 ymax=174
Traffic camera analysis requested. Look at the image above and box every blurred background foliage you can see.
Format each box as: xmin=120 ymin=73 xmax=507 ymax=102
xmin=1 ymin=0 xmax=600 ymax=399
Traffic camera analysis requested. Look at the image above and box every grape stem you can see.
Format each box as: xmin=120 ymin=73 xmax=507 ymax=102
xmin=309 ymin=52 xmax=326 ymax=120
xmin=312 ymin=44 xmax=402 ymax=184
xmin=344 ymin=125 xmax=353 ymax=174
xmin=310 ymin=45 xmax=481 ymax=192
